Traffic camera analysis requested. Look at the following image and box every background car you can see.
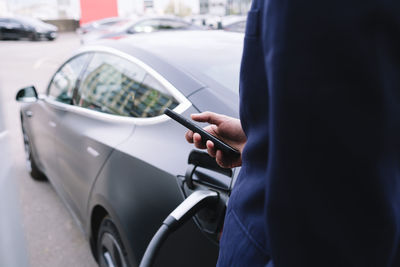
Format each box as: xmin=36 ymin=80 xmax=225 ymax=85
xmin=76 ymin=17 xmax=132 ymax=35
xmin=185 ymin=14 xmax=221 ymax=29
xmin=187 ymin=15 xmax=246 ymax=32
xmin=220 ymin=15 xmax=247 ymax=33
xmin=81 ymin=15 xmax=202 ymax=44
xmin=0 ymin=16 xmax=58 ymax=41
xmin=16 ymin=30 xmax=243 ymax=267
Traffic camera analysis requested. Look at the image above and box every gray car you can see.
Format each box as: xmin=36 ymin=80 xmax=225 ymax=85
xmin=82 ymin=16 xmax=203 ymax=44
xmin=16 ymin=30 xmax=243 ymax=267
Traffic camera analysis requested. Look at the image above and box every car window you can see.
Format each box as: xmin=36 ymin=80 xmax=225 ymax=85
xmin=131 ymin=19 xmax=160 ymax=33
xmin=102 ymin=20 xmax=120 ymax=26
xmin=157 ymin=19 xmax=190 ymax=30
xmin=5 ymin=19 xmax=21 ymax=27
xmin=132 ymin=74 xmax=179 ymax=118
xmin=48 ymin=53 xmax=90 ymax=104
xmin=77 ymin=52 xmax=179 ymax=118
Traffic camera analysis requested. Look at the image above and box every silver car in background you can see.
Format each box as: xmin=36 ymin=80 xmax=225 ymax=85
xmin=81 ymin=15 xmax=203 ymax=44
xmin=16 ymin=30 xmax=243 ymax=267
xmin=77 ymin=17 xmax=131 ymax=35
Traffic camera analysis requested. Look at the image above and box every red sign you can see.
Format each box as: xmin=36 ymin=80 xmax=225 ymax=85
xmin=80 ymin=0 xmax=118 ymax=25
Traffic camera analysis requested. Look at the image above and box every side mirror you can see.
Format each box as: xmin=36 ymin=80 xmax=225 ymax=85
xmin=16 ymin=86 xmax=38 ymax=102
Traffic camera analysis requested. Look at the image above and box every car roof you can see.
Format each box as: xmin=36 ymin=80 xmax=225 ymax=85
xmin=2 ymin=16 xmax=52 ymax=28
xmin=117 ymin=30 xmax=242 ymax=91
xmin=116 ymin=30 xmax=242 ymax=58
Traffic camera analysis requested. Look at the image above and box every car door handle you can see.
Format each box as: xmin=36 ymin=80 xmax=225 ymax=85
xmin=25 ymin=110 xmax=33 ymax=117
xmin=87 ymin=146 xmax=99 ymax=158
xmin=48 ymin=121 xmax=56 ymax=128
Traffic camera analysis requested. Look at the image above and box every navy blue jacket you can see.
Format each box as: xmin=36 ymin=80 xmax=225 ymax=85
xmin=217 ymin=0 xmax=400 ymax=266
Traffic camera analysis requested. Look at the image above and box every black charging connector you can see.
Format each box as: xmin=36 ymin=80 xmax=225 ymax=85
xmin=139 ymin=190 xmax=219 ymax=267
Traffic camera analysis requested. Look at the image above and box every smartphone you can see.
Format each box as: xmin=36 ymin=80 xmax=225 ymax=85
xmin=164 ymin=108 xmax=240 ymax=157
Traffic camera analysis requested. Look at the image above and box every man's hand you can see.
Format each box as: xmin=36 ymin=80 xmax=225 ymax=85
xmin=185 ymin=112 xmax=246 ymax=168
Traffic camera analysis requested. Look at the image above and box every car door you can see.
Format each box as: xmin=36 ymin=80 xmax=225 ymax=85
xmin=84 ymin=52 xmax=219 ymax=266
xmin=53 ymin=52 xmax=145 ymax=224
xmin=0 ymin=19 xmax=17 ymax=38
xmin=0 ymin=19 xmax=8 ymax=38
xmin=40 ymin=53 xmax=92 ymax=196
xmin=8 ymin=19 xmax=25 ymax=38
xmin=17 ymin=21 xmax=32 ymax=38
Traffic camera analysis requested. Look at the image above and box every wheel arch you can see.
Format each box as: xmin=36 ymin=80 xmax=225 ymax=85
xmin=89 ymin=204 xmax=108 ymax=262
xmin=87 ymin=194 xmax=138 ymax=265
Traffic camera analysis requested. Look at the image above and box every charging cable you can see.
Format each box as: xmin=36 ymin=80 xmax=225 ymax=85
xmin=139 ymin=190 xmax=219 ymax=267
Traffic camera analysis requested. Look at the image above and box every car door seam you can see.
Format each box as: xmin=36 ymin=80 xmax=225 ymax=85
xmin=186 ymin=86 xmax=206 ymax=98
xmin=85 ymin=124 xmax=137 ymax=220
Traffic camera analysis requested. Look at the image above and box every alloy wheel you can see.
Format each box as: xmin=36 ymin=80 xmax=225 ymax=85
xmin=100 ymin=232 xmax=128 ymax=267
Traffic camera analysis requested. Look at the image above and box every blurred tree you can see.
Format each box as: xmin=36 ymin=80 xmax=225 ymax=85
xmin=164 ymin=0 xmax=192 ymax=17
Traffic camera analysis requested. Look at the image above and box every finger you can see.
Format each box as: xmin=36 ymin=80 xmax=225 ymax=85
xmin=203 ymin=125 xmax=218 ymax=136
xmin=191 ymin=111 xmax=225 ymax=126
xmin=193 ymin=132 xmax=206 ymax=149
xmin=185 ymin=130 xmax=194 ymax=143
xmin=215 ymin=150 xmax=229 ymax=168
xmin=206 ymin=140 xmax=217 ymax=157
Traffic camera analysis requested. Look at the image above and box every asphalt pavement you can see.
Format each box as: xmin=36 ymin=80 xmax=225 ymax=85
xmin=0 ymin=33 xmax=97 ymax=267
xmin=0 ymin=111 xmax=29 ymax=267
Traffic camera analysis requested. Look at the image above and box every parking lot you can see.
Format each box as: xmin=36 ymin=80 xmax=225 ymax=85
xmin=0 ymin=33 xmax=97 ymax=267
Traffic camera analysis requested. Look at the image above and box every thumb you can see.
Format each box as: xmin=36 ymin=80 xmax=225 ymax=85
xmin=191 ymin=111 xmax=225 ymax=125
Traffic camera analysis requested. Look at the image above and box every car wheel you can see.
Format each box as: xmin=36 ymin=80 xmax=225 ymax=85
xmin=47 ymin=36 xmax=55 ymax=41
xmin=97 ymin=216 xmax=130 ymax=267
xmin=22 ymin=125 xmax=46 ymax=181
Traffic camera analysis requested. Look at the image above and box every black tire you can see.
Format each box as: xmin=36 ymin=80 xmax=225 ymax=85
xmin=47 ymin=37 xmax=55 ymax=41
xmin=97 ymin=217 xmax=130 ymax=267
xmin=22 ymin=125 xmax=46 ymax=181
